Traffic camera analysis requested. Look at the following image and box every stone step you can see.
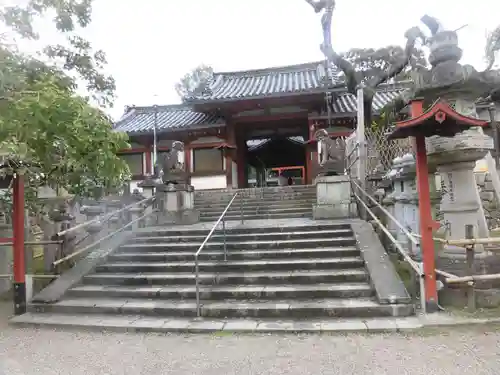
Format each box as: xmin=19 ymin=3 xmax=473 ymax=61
xmin=29 ymin=297 xmax=413 ymax=318
xmin=195 ymin=186 xmax=315 ymax=194
xmin=120 ymin=237 xmax=356 ymax=251
xmin=108 ymin=247 xmax=360 ymax=262
xmin=127 ymin=229 xmax=353 ymax=243
xmin=95 ymin=257 xmax=364 ymax=273
xmin=195 ymin=198 xmax=317 ymax=206
xmin=195 ymin=189 xmax=316 ymax=198
xmin=196 ymin=200 xmax=315 ymax=210
xmin=199 ymin=204 xmax=314 ymax=215
xmin=195 ymin=194 xmax=317 ymax=201
xmin=133 ymin=223 xmax=351 ymax=237
xmin=195 ymin=196 xmax=317 ymax=204
xmin=200 ymin=207 xmax=312 ymax=217
xmin=67 ymin=282 xmax=374 ymax=300
xmin=10 ymin=312 xmax=423 ymax=333
xmin=200 ymin=211 xmax=312 ymax=221
xmin=83 ymin=269 xmax=368 ymax=286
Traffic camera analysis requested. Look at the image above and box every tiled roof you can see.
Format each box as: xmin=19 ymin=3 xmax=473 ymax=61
xmin=114 ymin=105 xmax=224 ymax=134
xmin=328 ymin=88 xmax=407 ymax=114
xmin=189 ymin=61 xmax=343 ymax=102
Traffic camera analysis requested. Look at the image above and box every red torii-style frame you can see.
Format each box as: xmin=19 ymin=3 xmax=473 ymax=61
xmin=388 ymin=98 xmax=488 ymax=312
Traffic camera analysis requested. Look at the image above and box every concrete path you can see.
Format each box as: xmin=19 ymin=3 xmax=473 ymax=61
xmin=2 ymin=303 xmax=500 ymax=375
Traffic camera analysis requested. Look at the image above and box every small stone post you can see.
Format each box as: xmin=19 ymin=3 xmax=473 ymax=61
xmin=80 ymin=205 xmax=105 ymax=245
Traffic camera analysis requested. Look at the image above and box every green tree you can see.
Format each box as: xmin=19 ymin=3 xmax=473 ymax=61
xmin=0 ymin=0 xmax=130 ymax=210
xmin=175 ymin=64 xmax=213 ymax=101
xmin=0 ymin=45 xmax=130 ymax=211
xmin=0 ymin=0 xmax=115 ymax=107
xmin=341 ymin=46 xmax=428 ymax=82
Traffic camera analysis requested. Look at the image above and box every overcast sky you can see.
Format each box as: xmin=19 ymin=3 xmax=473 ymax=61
xmin=7 ymin=0 xmax=500 ymax=119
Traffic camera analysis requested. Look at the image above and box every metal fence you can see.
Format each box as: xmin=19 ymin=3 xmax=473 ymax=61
xmin=365 ymin=126 xmax=413 ymax=173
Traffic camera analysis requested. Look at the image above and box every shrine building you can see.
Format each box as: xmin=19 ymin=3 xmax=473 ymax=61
xmin=114 ymin=61 xmax=408 ymax=190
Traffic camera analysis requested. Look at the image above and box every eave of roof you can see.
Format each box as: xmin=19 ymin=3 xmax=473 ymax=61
xmin=247 ymin=136 xmax=305 ymax=152
xmin=114 ymin=104 xmax=225 ymax=135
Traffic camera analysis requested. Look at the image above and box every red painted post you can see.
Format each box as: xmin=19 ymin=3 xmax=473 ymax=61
xmin=12 ymin=172 xmax=26 ymax=315
xmin=411 ymin=100 xmax=439 ymax=312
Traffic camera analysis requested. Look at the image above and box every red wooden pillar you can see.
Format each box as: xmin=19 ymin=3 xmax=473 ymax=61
xmin=12 ymin=172 xmax=26 ymax=315
xmin=411 ymin=99 xmax=439 ymax=313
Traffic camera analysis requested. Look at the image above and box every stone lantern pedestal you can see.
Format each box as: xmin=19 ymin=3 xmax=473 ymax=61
xmin=312 ymin=175 xmax=356 ymax=219
xmin=156 ymin=183 xmax=199 ymax=225
xmin=388 ymin=154 xmax=421 ymax=257
xmin=427 ymin=128 xmax=494 ymax=272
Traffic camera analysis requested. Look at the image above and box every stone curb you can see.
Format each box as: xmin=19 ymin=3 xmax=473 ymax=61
xmin=9 ymin=314 xmax=424 ymax=334
xmin=11 ymin=313 xmax=500 ymax=334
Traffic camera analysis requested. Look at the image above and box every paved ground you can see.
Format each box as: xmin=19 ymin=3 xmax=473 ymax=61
xmin=2 ymin=303 xmax=500 ymax=374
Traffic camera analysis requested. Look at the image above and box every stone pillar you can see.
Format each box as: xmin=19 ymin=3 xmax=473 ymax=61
xmin=312 ymin=175 xmax=355 ymax=219
xmin=156 ymin=183 xmax=199 ymax=225
xmin=128 ymin=206 xmax=144 ymax=230
xmin=102 ymin=199 xmax=122 ymax=233
xmin=80 ymin=205 xmax=105 ymax=244
xmin=386 ymin=154 xmax=420 ymax=257
xmin=38 ymin=188 xmax=76 ymax=272
xmin=427 ymin=127 xmax=494 ymax=274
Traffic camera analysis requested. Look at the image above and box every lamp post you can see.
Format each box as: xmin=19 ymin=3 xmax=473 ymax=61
xmin=152 ymin=104 xmax=158 ymax=174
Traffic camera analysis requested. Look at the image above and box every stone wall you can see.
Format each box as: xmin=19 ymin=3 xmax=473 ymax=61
xmin=475 ymin=171 xmax=500 ymax=230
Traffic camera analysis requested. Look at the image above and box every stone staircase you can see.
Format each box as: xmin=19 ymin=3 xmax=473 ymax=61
xmin=195 ymin=185 xmax=316 ymax=222
xmin=13 ymin=218 xmax=414 ymax=331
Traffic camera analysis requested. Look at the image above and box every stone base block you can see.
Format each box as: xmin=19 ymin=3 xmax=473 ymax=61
xmin=313 ymin=203 xmax=356 ymax=219
xmin=157 ymin=209 xmax=200 ymax=225
xmin=313 ymin=175 xmax=353 ymax=219
xmin=438 ymin=287 xmax=500 ymax=309
xmin=436 ymin=249 xmax=500 ymax=308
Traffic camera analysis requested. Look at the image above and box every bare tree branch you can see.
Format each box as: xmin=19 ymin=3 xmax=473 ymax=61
xmin=305 ymin=0 xmax=425 ymax=127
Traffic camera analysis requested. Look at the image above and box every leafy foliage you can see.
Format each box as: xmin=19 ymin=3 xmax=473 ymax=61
xmin=341 ymin=46 xmax=428 ymax=82
xmin=0 ymin=0 xmax=115 ymax=107
xmin=0 ymin=0 xmax=129 ymax=212
xmin=175 ymin=64 xmax=213 ymax=101
xmin=0 ymin=45 xmax=130 ymax=212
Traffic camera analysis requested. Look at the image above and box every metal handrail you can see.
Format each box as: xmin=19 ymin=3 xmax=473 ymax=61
xmin=194 ymin=192 xmax=239 ymax=317
xmin=57 ymin=196 xmax=154 ymax=237
xmin=351 ymin=179 xmax=419 ymax=246
xmin=53 ymin=206 xmax=158 ymax=267
xmin=345 ymin=142 xmax=359 ymax=160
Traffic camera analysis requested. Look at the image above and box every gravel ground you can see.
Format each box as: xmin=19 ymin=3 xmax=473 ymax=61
xmin=1 ymin=303 xmax=500 ymax=375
